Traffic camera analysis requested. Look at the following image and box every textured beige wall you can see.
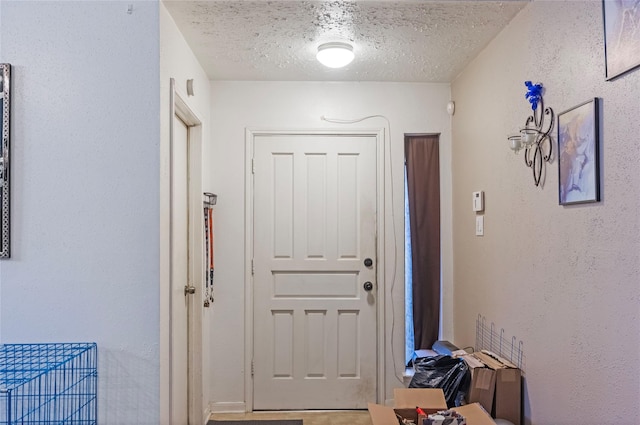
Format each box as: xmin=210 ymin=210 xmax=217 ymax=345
xmin=451 ymin=2 xmax=640 ymax=424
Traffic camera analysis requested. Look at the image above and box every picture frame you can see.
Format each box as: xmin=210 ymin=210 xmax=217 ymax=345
xmin=603 ymin=0 xmax=640 ymax=80
xmin=557 ymin=98 xmax=600 ymax=205
xmin=0 ymin=64 xmax=9 ymax=257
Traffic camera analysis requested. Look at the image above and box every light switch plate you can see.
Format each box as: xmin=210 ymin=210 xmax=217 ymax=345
xmin=476 ymin=216 xmax=484 ymax=236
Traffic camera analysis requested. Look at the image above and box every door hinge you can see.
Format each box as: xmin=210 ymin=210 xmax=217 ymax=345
xmin=251 ymin=259 xmax=255 ymax=275
xmin=251 ymin=158 xmax=255 ymax=174
xmin=251 ymin=360 xmax=255 ymax=377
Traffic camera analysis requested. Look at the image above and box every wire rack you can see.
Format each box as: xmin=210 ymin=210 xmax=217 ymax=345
xmin=0 ymin=343 xmax=97 ymax=424
xmin=475 ymin=315 xmax=525 ymax=371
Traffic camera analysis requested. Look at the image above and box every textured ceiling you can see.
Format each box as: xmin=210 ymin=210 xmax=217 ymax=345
xmin=164 ymin=0 xmax=528 ymax=82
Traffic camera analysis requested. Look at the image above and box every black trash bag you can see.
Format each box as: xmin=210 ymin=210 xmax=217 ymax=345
xmin=408 ymin=355 xmax=471 ymax=408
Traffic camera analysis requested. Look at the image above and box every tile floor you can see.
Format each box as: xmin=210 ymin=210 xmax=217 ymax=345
xmin=210 ymin=410 xmax=372 ymax=425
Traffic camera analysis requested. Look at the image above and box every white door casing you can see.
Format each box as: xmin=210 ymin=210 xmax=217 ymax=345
xmin=167 ymin=80 xmax=204 ymax=425
xmin=171 ymin=113 xmax=190 ymax=424
xmin=248 ymin=131 xmax=384 ymax=410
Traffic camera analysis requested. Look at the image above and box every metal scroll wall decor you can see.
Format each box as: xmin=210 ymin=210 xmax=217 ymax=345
xmin=507 ymin=81 xmax=555 ymax=187
xmin=0 ymin=64 xmax=10 ymax=258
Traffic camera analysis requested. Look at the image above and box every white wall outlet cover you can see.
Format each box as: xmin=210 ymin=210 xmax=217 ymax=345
xmin=472 ymin=191 xmax=484 ymax=212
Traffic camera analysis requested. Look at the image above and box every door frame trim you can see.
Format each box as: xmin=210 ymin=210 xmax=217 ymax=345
xmin=244 ymin=128 xmax=386 ymax=410
xmin=162 ymin=78 xmax=204 ymax=424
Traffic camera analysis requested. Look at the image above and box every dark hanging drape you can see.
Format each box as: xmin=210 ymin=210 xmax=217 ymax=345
xmin=405 ymin=134 xmax=440 ymax=350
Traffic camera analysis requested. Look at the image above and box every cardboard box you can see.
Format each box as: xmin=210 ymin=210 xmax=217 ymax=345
xmin=471 ymin=352 xmax=505 ymax=370
xmin=368 ymin=388 xmax=447 ymax=425
xmin=467 ymin=368 xmax=496 ymax=413
xmin=494 ymin=368 xmax=521 ymax=425
xmin=368 ymin=389 xmax=497 ymax=425
xmin=394 ymin=388 xmax=448 ymax=420
xmin=453 ymin=403 xmax=497 ymax=425
xmin=466 ymin=352 xmax=521 ymax=425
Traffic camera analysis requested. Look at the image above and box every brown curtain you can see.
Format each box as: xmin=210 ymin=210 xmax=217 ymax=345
xmin=405 ymin=134 xmax=440 ymax=350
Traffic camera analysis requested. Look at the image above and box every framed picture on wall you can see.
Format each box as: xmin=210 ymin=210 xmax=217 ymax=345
xmin=557 ymin=98 xmax=600 ymax=205
xmin=603 ymin=0 xmax=640 ymax=80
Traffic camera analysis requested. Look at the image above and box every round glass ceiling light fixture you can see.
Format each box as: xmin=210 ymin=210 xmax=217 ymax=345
xmin=316 ymin=42 xmax=354 ymax=68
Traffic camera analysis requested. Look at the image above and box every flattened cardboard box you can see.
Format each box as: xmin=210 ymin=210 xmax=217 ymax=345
xmin=467 ymin=368 xmax=496 ymax=413
xmin=494 ymin=368 xmax=521 ymax=425
xmin=466 ymin=352 xmax=522 ymax=425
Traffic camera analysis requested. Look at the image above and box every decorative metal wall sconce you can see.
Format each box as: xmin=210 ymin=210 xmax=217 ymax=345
xmin=507 ymin=81 xmax=555 ymax=187
xmin=0 ymin=64 xmax=11 ymax=258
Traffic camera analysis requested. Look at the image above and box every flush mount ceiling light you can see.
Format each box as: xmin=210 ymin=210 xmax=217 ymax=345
xmin=316 ymin=42 xmax=354 ymax=68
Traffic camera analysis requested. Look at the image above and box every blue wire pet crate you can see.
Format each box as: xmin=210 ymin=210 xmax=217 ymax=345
xmin=0 ymin=343 xmax=97 ymax=424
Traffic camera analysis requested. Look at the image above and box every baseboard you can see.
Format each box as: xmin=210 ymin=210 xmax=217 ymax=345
xmin=202 ymin=405 xmax=213 ymax=424
xmin=210 ymin=401 xmax=247 ymax=413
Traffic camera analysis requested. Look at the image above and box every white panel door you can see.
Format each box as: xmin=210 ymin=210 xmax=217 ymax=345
xmin=171 ymin=114 xmax=190 ymax=424
xmin=253 ymin=134 xmax=378 ymax=409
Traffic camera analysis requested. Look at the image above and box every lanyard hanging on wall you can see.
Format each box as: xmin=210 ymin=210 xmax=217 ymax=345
xmin=203 ymin=192 xmax=217 ymax=308
xmin=208 ymin=204 xmax=215 ymax=302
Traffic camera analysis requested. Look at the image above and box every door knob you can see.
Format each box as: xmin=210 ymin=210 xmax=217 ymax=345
xmin=184 ymin=285 xmax=196 ymax=296
xmin=363 ymin=281 xmax=374 ymax=291
xmin=364 ymin=258 xmax=373 ymax=267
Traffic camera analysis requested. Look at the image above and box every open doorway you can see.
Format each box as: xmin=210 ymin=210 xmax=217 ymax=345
xmin=404 ymin=134 xmax=441 ymax=361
